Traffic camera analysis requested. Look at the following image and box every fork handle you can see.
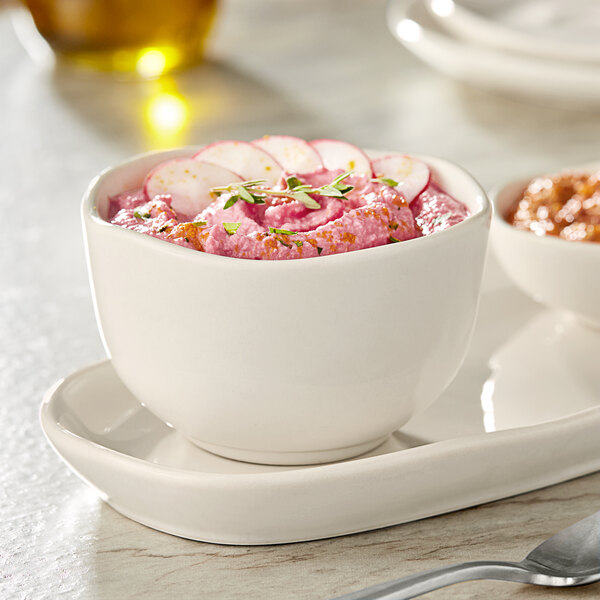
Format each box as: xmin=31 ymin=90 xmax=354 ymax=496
xmin=331 ymin=560 xmax=535 ymax=600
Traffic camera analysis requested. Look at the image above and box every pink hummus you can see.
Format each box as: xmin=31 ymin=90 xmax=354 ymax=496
xmin=109 ymin=170 xmax=469 ymax=260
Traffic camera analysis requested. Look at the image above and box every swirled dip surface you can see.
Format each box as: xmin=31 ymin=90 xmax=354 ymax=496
xmin=109 ymin=169 xmax=469 ymax=259
xmin=508 ymin=170 xmax=600 ymax=242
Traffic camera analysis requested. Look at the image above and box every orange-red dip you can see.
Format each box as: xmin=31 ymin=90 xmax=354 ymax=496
xmin=508 ymin=170 xmax=600 ymax=242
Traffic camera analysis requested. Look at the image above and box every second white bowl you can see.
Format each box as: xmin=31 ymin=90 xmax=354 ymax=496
xmin=491 ymin=169 xmax=600 ymax=329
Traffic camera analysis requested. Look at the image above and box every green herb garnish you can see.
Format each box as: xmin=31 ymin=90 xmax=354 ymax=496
xmin=293 ymin=240 xmax=303 ymax=248
xmin=326 ymin=171 xmax=355 ymax=195
xmin=268 ymin=227 xmax=298 ymax=235
xmin=285 ymin=176 xmax=304 ymax=190
xmin=223 ymin=196 xmax=238 ymax=210
xmin=192 ymin=220 xmax=207 ymax=227
xmin=223 ymin=222 xmax=241 ymax=235
xmin=158 ymin=224 xmax=168 ymax=233
xmin=317 ymin=246 xmax=323 ymax=255
xmin=373 ymin=176 xmax=399 ymax=187
xmin=277 ymin=239 xmax=292 ymax=248
xmin=389 ymin=236 xmax=400 ymax=243
xmin=134 ymin=209 xmax=151 ymax=219
xmin=211 ymin=171 xmax=355 ymax=212
xmin=293 ymin=190 xmax=321 ymax=209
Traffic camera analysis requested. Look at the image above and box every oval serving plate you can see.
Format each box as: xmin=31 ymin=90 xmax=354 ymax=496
xmin=41 ymin=267 xmax=600 ymax=544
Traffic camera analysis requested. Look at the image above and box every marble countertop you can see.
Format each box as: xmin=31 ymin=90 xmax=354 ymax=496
xmin=2 ymin=1 xmax=600 ymax=598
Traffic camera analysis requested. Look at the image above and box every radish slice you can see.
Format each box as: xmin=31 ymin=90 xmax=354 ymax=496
xmin=371 ymin=155 xmax=430 ymax=203
xmin=252 ymin=135 xmax=323 ymax=173
xmin=193 ymin=141 xmax=282 ymax=187
xmin=310 ymin=139 xmax=373 ymax=176
xmin=144 ymin=158 xmax=242 ymax=217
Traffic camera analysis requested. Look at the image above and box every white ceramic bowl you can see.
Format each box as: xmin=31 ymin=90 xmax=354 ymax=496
xmin=82 ymin=147 xmax=491 ymax=465
xmin=491 ymin=170 xmax=600 ymax=329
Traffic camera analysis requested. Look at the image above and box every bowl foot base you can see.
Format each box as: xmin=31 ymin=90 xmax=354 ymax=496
xmin=190 ymin=435 xmax=390 ymax=466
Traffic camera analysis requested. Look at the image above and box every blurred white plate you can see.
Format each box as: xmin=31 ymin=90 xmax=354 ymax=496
xmin=426 ymin=0 xmax=600 ymax=64
xmin=40 ymin=268 xmax=600 ymax=544
xmin=388 ymin=0 xmax=600 ymax=105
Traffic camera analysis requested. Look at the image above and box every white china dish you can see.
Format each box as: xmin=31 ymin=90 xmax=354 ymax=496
xmin=387 ymin=0 xmax=600 ymax=106
xmin=491 ymin=163 xmax=600 ymax=329
xmin=81 ymin=147 xmax=490 ymax=466
xmin=40 ymin=274 xmax=600 ymax=544
xmin=426 ymin=0 xmax=600 ymax=65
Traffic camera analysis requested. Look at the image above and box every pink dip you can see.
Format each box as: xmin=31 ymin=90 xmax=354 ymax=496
xmin=109 ymin=170 xmax=469 ymax=260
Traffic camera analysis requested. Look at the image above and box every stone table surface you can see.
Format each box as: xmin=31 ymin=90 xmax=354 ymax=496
xmin=2 ymin=1 xmax=600 ymax=598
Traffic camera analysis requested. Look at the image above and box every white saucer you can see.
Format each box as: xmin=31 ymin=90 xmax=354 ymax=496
xmin=428 ymin=0 xmax=600 ymax=64
xmin=387 ymin=0 xmax=600 ymax=106
xmin=40 ymin=270 xmax=600 ymax=544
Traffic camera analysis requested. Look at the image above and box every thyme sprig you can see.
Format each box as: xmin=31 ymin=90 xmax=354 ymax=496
xmin=268 ymin=227 xmax=298 ymax=235
xmin=372 ymin=176 xmax=399 ymax=187
xmin=211 ymin=172 xmax=355 ymax=211
xmin=133 ymin=209 xmax=150 ymax=219
xmin=223 ymin=222 xmax=241 ymax=235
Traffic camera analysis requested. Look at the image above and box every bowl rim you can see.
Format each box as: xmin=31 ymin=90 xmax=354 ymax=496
xmin=490 ymin=162 xmax=600 ymax=255
xmin=82 ymin=146 xmax=492 ymax=269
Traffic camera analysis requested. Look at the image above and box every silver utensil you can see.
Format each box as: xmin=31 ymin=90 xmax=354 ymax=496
xmin=332 ymin=510 xmax=600 ymax=599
